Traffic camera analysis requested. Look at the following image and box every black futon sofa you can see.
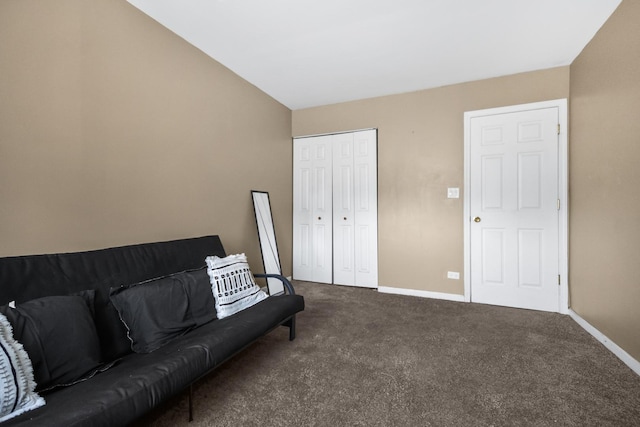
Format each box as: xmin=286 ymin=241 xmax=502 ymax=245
xmin=0 ymin=235 xmax=304 ymax=426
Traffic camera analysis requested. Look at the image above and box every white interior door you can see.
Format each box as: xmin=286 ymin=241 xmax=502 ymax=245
xmin=293 ymin=135 xmax=333 ymax=283
xmin=469 ymin=107 xmax=560 ymax=312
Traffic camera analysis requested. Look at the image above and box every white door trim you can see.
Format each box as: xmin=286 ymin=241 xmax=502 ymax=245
xmin=463 ymin=99 xmax=568 ymax=314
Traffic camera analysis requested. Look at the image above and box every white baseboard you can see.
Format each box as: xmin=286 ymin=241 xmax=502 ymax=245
xmin=568 ymin=309 xmax=640 ymax=376
xmin=378 ymin=286 xmax=465 ymax=302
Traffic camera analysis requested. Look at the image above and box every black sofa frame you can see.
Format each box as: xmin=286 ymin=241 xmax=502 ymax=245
xmin=0 ymin=235 xmax=304 ymax=426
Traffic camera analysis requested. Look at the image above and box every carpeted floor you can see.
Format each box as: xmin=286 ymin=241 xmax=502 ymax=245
xmin=137 ymin=281 xmax=640 ymax=426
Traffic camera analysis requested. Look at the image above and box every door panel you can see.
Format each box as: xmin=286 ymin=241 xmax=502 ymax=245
xmin=299 ymin=224 xmax=310 ymax=268
xmin=293 ymin=139 xmax=313 ymax=281
xmin=351 ymin=130 xmax=378 ymax=287
xmin=356 ymin=224 xmax=372 ymax=273
xmin=481 ymin=228 xmax=505 ymax=284
xmin=333 ymin=133 xmax=355 ymax=285
xmin=482 ymin=156 xmax=504 ymax=210
xmin=470 ymin=107 xmax=559 ymax=312
xmin=293 ymin=136 xmax=333 ymax=283
xmin=518 ymin=229 xmax=542 ymax=287
xmin=518 ymin=153 xmax=542 ymax=209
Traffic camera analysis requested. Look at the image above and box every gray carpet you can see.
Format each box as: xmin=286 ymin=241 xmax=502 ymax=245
xmin=138 ymin=281 xmax=640 ymax=426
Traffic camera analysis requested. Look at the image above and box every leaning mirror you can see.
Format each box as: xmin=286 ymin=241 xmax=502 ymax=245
xmin=251 ymin=191 xmax=284 ymax=295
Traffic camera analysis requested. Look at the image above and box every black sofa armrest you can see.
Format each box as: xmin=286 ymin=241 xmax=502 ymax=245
xmin=253 ymin=274 xmax=298 ymax=342
xmin=253 ymin=273 xmax=296 ymax=295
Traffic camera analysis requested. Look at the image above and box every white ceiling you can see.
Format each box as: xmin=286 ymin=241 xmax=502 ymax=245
xmin=127 ymin=0 xmax=621 ymax=110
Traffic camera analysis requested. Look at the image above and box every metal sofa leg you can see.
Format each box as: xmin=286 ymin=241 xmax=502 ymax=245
xmin=288 ymin=316 xmax=296 ymax=341
xmin=189 ymin=383 xmax=194 ymax=422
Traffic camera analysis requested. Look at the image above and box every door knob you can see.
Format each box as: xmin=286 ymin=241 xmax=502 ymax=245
xmin=343 ymin=217 xmax=347 ymax=220
xmin=473 ymin=217 xmax=481 ymax=223
xmin=318 ymin=217 xmax=322 ymax=220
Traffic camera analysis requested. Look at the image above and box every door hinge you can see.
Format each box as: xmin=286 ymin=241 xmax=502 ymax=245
xmin=557 ymin=199 xmax=561 ymax=210
xmin=557 ymin=124 xmax=560 ymax=135
xmin=558 ymin=275 xmax=561 ymax=285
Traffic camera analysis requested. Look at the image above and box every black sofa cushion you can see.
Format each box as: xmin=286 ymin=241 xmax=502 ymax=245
xmin=0 ymin=294 xmax=103 ymax=392
xmin=109 ymin=267 xmax=216 ymax=353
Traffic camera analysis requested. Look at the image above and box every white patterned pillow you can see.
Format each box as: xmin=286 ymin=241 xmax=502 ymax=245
xmin=0 ymin=313 xmax=45 ymax=422
xmin=205 ymin=253 xmax=267 ymax=319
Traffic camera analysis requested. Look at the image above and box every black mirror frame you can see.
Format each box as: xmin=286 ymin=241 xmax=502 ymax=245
xmin=251 ymin=190 xmax=284 ymax=295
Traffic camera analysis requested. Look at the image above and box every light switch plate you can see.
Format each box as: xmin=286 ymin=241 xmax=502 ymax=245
xmin=447 ymin=187 xmax=460 ymax=199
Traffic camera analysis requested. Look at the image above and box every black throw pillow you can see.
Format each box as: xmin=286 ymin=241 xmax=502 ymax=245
xmin=109 ymin=267 xmax=216 ymax=353
xmin=0 ymin=293 xmax=103 ymax=392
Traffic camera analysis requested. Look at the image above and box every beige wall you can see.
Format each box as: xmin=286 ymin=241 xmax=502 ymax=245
xmin=293 ymin=67 xmax=570 ymax=295
xmin=3 ymin=0 xmax=636 ymax=362
xmin=569 ymin=0 xmax=640 ymax=360
xmin=0 ymin=0 xmax=293 ymax=275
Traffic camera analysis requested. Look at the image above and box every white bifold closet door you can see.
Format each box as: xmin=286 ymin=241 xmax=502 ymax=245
xmin=293 ymin=129 xmax=378 ymax=288
xmin=292 ymin=134 xmax=334 ymax=284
